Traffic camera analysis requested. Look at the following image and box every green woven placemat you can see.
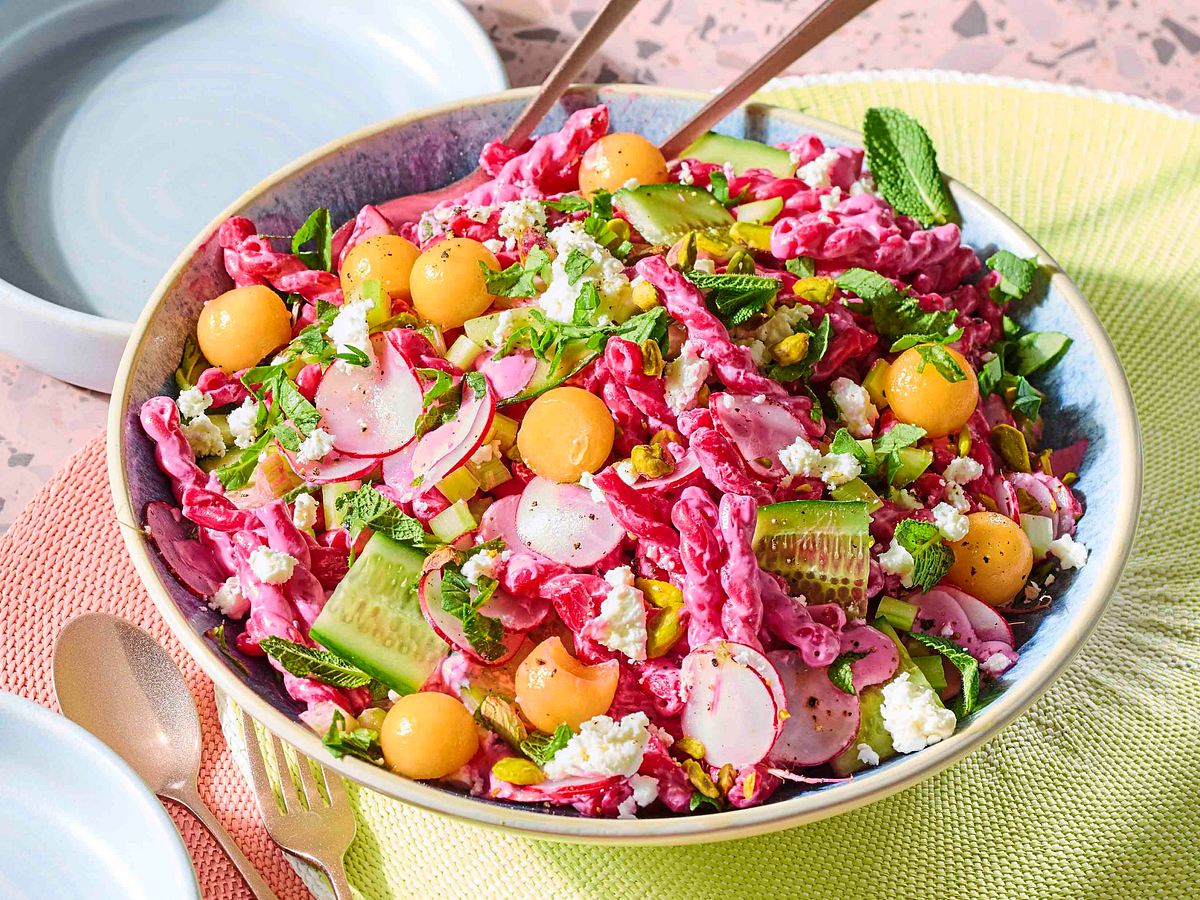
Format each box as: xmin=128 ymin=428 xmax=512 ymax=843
xmin=230 ymin=73 xmax=1200 ymax=899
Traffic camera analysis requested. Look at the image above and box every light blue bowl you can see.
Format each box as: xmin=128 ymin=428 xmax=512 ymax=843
xmin=108 ymin=85 xmax=1141 ymax=844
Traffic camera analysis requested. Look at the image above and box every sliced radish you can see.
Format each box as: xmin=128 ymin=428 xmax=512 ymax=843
xmin=680 ymin=640 xmax=785 ymax=768
xmin=1039 ymin=474 xmax=1080 ymax=537
xmin=1008 ymin=472 xmax=1057 ymax=523
xmin=942 ymin=586 xmax=1015 ymax=645
xmin=632 ymin=451 xmax=703 ymax=493
xmin=711 ymin=392 xmax=810 ymax=479
xmin=767 ymin=650 xmax=861 ymax=767
xmin=991 ymin=475 xmax=1020 ymax=522
xmin=285 ymin=447 xmax=379 ymax=485
xmin=496 ymin=774 xmax=622 ymax=803
xmin=418 ymin=569 xmax=523 ymax=666
xmin=1048 ymin=439 xmax=1088 ymax=480
xmin=477 ymin=495 xmax=527 ymax=549
xmin=976 ymin=640 xmax=1018 ymax=677
xmin=838 ymin=625 xmax=900 ymax=691
xmin=911 ymin=588 xmax=980 ymax=654
xmin=476 ymin=350 xmax=537 ymax=401
xmin=381 ymin=444 xmax=418 ymax=497
xmin=410 ymin=376 xmax=496 ymax=487
xmin=144 ymin=502 xmax=227 ymax=599
xmin=334 ymin=204 xmax=392 ymax=269
xmin=478 ymin=587 xmax=551 ymax=633
xmin=316 ymin=334 xmax=423 ymax=457
xmin=515 ymin=477 xmax=625 ymax=567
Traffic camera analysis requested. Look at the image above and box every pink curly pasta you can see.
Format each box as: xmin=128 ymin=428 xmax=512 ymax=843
xmin=718 ymin=494 xmax=765 ymax=649
xmin=672 ymin=486 xmax=726 ymax=648
xmin=218 ymin=216 xmax=341 ymax=303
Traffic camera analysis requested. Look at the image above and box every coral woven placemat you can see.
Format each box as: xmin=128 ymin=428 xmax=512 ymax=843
xmin=2 ymin=73 xmax=1199 ymax=899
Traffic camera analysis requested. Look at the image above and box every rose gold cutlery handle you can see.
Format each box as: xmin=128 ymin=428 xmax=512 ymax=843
xmin=502 ymin=0 xmax=641 ymax=146
xmin=168 ymin=784 xmax=280 ymax=900
xmin=660 ymin=0 xmax=881 ymax=159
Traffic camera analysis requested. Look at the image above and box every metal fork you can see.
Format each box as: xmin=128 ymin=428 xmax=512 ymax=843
xmin=242 ymin=712 xmax=357 ymax=900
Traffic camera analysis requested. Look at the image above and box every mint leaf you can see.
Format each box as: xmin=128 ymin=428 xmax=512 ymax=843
xmin=273 ymin=375 xmax=321 ymax=434
xmin=335 ymin=345 xmax=371 ymax=368
xmin=541 ymin=195 xmax=590 ymax=213
xmin=889 ymin=327 xmax=964 ymax=353
xmin=1010 ymin=375 xmax=1043 ymax=420
xmin=828 ymin=651 xmax=866 ymax=695
xmin=520 ymin=723 xmax=573 ymax=765
xmin=875 ymin=423 xmax=927 ymax=457
xmin=837 ymin=269 xmax=957 ymax=339
xmin=907 ymin=632 xmax=980 ymax=716
xmin=1010 ymin=331 xmax=1071 ymax=377
xmin=862 ymin=108 xmax=956 ymax=227
xmin=916 ymin=344 xmax=966 ymax=382
xmin=830 ymin=428 xmax=872 ymax=466
xmin=573 ymin=280 xmax=601 ymax=325
xmin=481 ymin=246 xmax=551 ymax=298
xmin=336 ymin=485 xmax=438 ymax=548
xmin=291 ymin=208 xmax=333 ymax=272
xmin=417 ymin=368 xmax=455 ymax=408
xmin=322 ymin=710 xmax=383 ymax=764
xmin=463 ymin=370 xmax=488 ymax=400
xmin=439 ymin=565 xmax=506 ymax=661
xmin=893 ymin=519 xmax=954 ymax=592
xmin=978 ymin=352 xmax=1005 ymax=396
xmin=214 ymin=432 xmax=271 ymax=490
xmin=259 ymin=636 xmax=373 ymax=689
xmin=708 ymin=170 xmax=744 ymax=207
xmin=987 ymin=250 xmax=1038 ymax=303
xmin=785 ymin=256 xmax=816 ymax=278
xmin=688 ymin=271 xmax=780 ymax=327
xmin=563 ymin=249 xmax=593 ymax=285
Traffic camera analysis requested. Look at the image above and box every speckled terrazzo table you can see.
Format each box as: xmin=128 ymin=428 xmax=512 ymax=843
xmin=1 ymin=0 xmax=1196 ymax=533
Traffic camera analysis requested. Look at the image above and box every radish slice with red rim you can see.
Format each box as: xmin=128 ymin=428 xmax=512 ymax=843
xmin=475 ymin=349 xmax=537 ymax=401
xmin=990 ymin=476 xmax=1020 ymax=523
xmin=631 ymin=451 xmax=703 ymax=493
xmin=680 ymin=640 xmax=786 ymax=768
xmin=477 ymin=495 xmax=529 ymax=550
xmin=495 ymin=774 xmax=622 ymax=803
xmin=515 ymin=477 xmax=624 ymax=567
xmin=911 ymin=588 xmax=980 ymax=654
xmin=315 ymin=334 xmax=423 ymax=457
xmin=942 ymin=585 xmax=1014 ymax=646
xmin=418 ymin=569 xmax=523 ymax=666
xmin=380 ymin=444 xmax=418 ymax=499
xmin=838 ymin=624 xmax=900 ymax=691
xmin=977 ymin=640 xmax=1018 ymax=677
xmin=767 ymin=650 xmax=861 ymax=767
xmin=410 ymin=376 xmax=496 ymax=488
xmin=710 ymin=392 xmax=810 ymax=479
xmin=478 ymin=586 xmax=551 ymax=633
xmin=144 ymin=502 xmax=227 ymax=599
xmin=285 ymin=447 xmax=379 ymax=485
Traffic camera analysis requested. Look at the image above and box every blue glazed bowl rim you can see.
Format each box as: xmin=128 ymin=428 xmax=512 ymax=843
xmin=108 ymin=84 xmax=1142 ymax=845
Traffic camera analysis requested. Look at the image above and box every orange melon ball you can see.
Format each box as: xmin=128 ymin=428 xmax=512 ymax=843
xmin=517 ymin=386 xmax=615 ymax=483
xmin=579 ymin=133 xmax=669 ymax=197
xmin=379 ymin=692 xmax=479 ymax=780
xmin=884 ymin=344 xmax=980 ymax=438
xmin=339 ymin=234 xmax=420 ymax=302
xmin=515 ymin=637 xmax=619 ymax=733
xmin=946 ymin=512 xmax=1034 ymax=606
xmin=409 ymin=238 xmax=499 ymax=329
xmin=196 ymin=285 xmax=292 ymax=372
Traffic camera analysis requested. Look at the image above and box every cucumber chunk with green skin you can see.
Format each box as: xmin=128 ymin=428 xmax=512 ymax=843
xmin=890 ymin=446 xmax=933 ymax=486
xmin=309 ymin=533 xmax=447 ymax=694
xmin=831 ymin=618 xmax=945 ymax=775
xmin=680 ymin=132 xmax=797 ymax=178
xmin=829 ymin=477 xmax=883 ymax=513
xmin=612 ymin=184 xmax=734 ymax=245
xmin=733 ymin=197 xmax=784 ymax=224
xmin=321 ymin=482 xmax=359 ymax=531
xmin=752 ymin=500 xmax=871 ymax=618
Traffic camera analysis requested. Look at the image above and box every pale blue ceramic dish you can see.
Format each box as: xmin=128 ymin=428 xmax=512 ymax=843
xmin=108 ymin=85 xmax=1141 ymax=844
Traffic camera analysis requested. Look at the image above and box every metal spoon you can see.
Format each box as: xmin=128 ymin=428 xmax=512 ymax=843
xmin=53 ymin=612 xmax=278 ymax=900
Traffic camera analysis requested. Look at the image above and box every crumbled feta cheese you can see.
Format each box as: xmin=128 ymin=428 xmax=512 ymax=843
xmin=208 ymin=576 xmax=248 ymax=618
xmin=248 ymin=546 xmax=297 ymax=585
xmin=227 ymin=399 xmax=260 ymax=449
xmin=181 ymin=415 xmax=226 ymax=458
xmin=944 ymin=481 xmax=971 ymax=513
xmin=830 ymin=377 xmax=879 ymax=438
xmin=543 ymin=712 xmax=651 ymax=780
xmin=944 ymin=456 xmax=984 ymax=485
xmin=692 ymin=257 xmax=716 ymax=275
xmin=932 ymin=502 xmax=970 ymax=542
xmin=816 ymin=212 xmax=835 ymax=226
xmin=743 ymin=303 xmax=810 ymax=348
xmin=461 ymin=550 xmax=500 ymax=585
xmin=880 ymin=672 xmax=957 ymax=753
xmin=176 ymin=387 xmax=212 ymax=421
xmin=778 ymin=437 xmax=861 ymax=486
xmin=497 ymin=199 xmax=547 ymax=250
xmin=538 ymin=222 xmax=631 ymax=324
xmin=464 ymin=205 xmax=492 ymax=223
xmin=796 ymin=148 xmax=840 ymax=189
xmin=663 ymin=341 xmax=710 ymax=414
xmin=892 ymin=489 xmax=923 ymax=510
xmin=744 ymin=339 xmax=768 ymax=368
xmin=326 ymin=297 xmax=375 ymax=371
xmin=819 ymin=186 xmax=843 ymax=211
xmin=751 ymin=394 xmax=767 ymax=404
xmin=489 ymin=308 xmax=521 ymax=347
xmin=1048 ymin=534 xmax=1088 ymax=570
xmin=982 ymin=651 xmax=1012 ymax=677
xmin=296 ymin=427 xmax=335 ymax=465
xmin=589 ymin=567 xmax=648 ymax=662
xmin=482 ymin=238 xmax=504 ymax=253
xmin=848 ymin=173 xmax=877 ymax=197
xmin=856 ymin=742 xmax=881 ymax=766
xmin=469 ymin=439 xmax=500 ymax=465
xmin=618 ymin=774 xmax=660 ymax=818
xmin=878 ymin=539 xmax=916 ymax=588
xmin=577 ymin=470 xmax=607 ymax=504
xmin=677 ymin=161 xmax=694 ymax=185
xmin=614 ymin=459 xmax=636 ymax=485
xmin=292 ymin=492 xmax=318 ymax=531
xmin=940 ymin=623 xmax=956 ymax=637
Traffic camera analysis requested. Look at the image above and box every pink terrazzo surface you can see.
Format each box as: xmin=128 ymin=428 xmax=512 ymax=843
xmin=1 ymin=0 xmax=1196 ymax=533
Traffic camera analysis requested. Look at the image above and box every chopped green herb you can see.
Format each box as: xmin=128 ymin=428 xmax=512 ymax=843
xmin=259 ymin=636 xmax=373 ymax=689
xmin=540 ymin=194 xmax=591 ymax=214
xmin=688 ymin=271 xmax=780 ymax=327
xmin=1010 ymin=375 xmax=1043 ymax=420
xmin=828 ymin=651 xmax=867 ymax=695
xmin=322 ymin=710 xmax=383 ymax=764
xmin=563 ymin=248 xmax=593 ymax=285
xmin=707 ymin=170 xmax=744 ymax=207
xmin=893 ymin=519 xmax=954 ymax=592
xmin=916 ymin=343 xmax=966 ymax=382
xmin=785 ymin=256 xmax=816 ymax=278
xmin=573 ymin=280 xmax=602 ymax=325
xmin=837 ymin=268 xmax=958 ymax=340
xmin=520 ymin=723 xmax=573 ymax=765
xmin=907 ymin=632 xmax=981 ymax=716
xmin=862 ymin=107 xmax=956 ymax=226
xmin=987 ymin=250 xmax=1038 ymax=303
xmin=335 ymin=484 xmax=439 ymax=548
xmin=480 ymin=246 xmax=551 ymax=298
xmin=214 ymin=432 xmax=271 ymax=491
xmin=438 ymin=565 xmax=506 ymax=661
xmin=291 ymin=208 xmax=333 ymax=272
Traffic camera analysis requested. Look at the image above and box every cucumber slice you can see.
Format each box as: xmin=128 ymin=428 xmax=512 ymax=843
xmin=502 ymin=339 xmax=596 ymax=405
xmin=829 ymin=477 xmax=883 ymax=513
xmin=680 ymin=132 xmax=797 ymax=178
xmin=612 ymin=184 xmax=734 ymax=245
xmin=752 ymin=500 xmax=871 ymax=618
xmin=309 ymin=533 xmax=447 ymax=694
xmin=1020 ymin=513 xmax=1055 ymax=559
xmin=891 ymin=446 xmax=933 ymax=486
xmin=733 ymin=197 xmax=784 ymax=224
xmin=320 ymin=482 xmax=359 ymax=531
xmin=463 ymin=308 xmax=538 ymax=348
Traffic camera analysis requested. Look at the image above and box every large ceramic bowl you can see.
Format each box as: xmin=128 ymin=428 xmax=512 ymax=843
xmin=108 ymin=85 xmax=1141 ymax=844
